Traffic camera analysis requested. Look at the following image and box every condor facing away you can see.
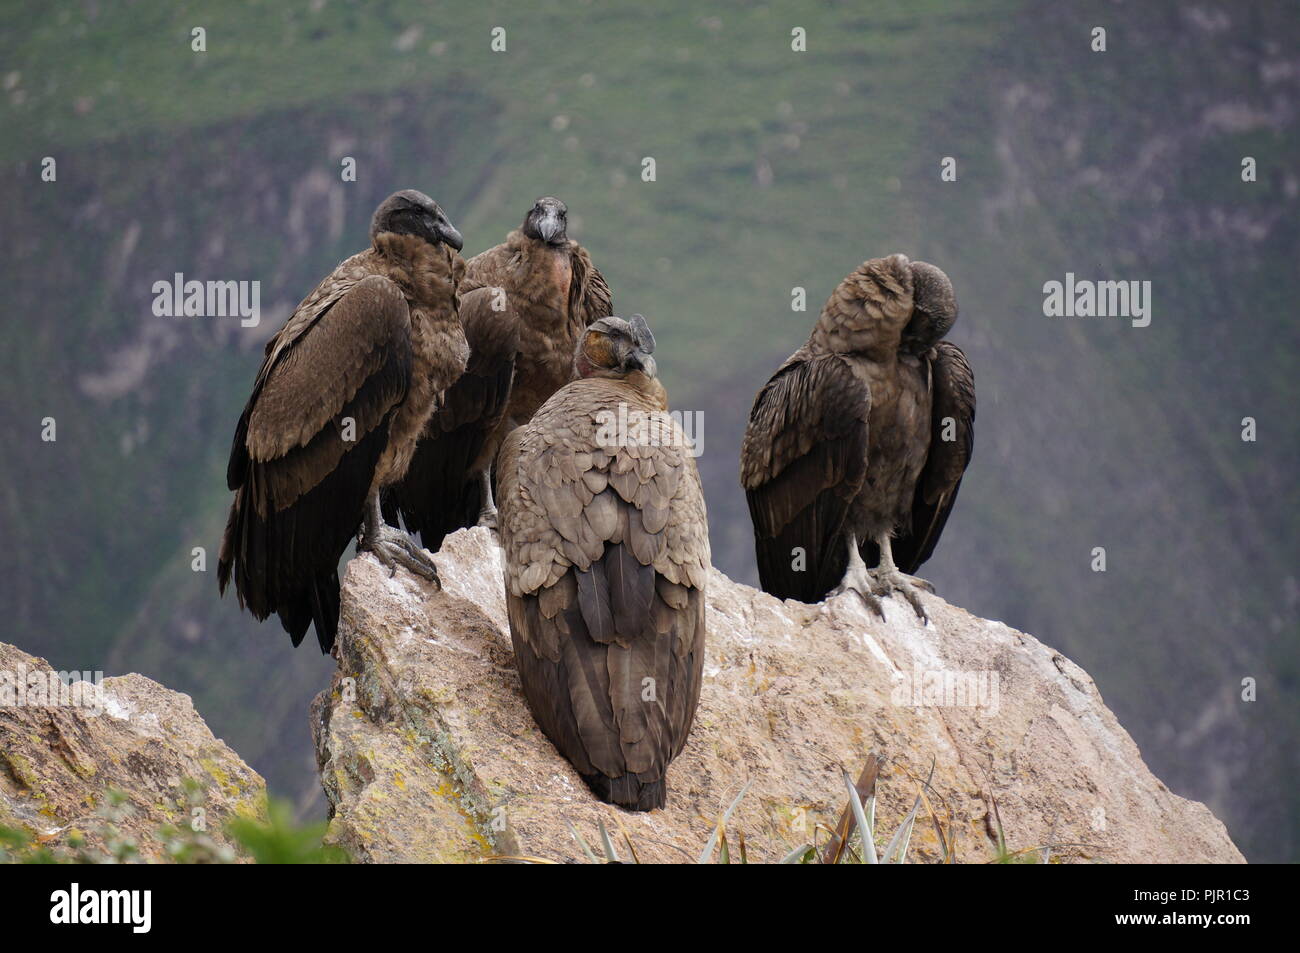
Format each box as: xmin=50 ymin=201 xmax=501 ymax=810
xmin=740 ymin=254 xmax=974 ymax=619
xmin=497 ymin=315 xmax=708 ymax=810
xmin=386 ymin=197 xmax=611 ymax=551
xmin=219 ymin=190 xmax=468 ymax=652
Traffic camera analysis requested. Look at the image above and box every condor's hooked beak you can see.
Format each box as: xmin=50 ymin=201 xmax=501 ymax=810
xmin=434 ymin=218 xmax=464 ymax=251
xmin=625 ymin=349 xmax=657 ymax=378
xmin=537 ymin=208 xmax=564 ymax=244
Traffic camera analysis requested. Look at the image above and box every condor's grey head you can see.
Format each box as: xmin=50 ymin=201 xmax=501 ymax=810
xmin=900 ymin=260 xmax=957 ymax=354
xmin=576 ymin=314 xmax=657 ymax=380
xmin=522 ymin=196 xmax=568 ymax=245
xmin=370 ymin=189 xmax=463 ymax=250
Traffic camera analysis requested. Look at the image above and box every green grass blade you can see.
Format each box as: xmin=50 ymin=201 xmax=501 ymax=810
xmin=697 ymin=780 xmax=752 ymax=864
xmin=882 ymin=792 xmax=922 ymax=863
xmin=779 ymin=843 xmax=815 ymax=864
xmin=842 ymin=768 xmax=877 ymax=864
xmin=598 ymin=819 xmax=620 ymax=863
xmin=567 ymin=820 xmax=599 ymax=863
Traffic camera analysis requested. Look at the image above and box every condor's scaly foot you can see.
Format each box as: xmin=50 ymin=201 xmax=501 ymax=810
xmin=363 ymin=523 xmax=441 ymax=586
xmin=360 ymin=492 xmax=441 ymax=587
xmin=832 ymin=566 xmax=931 ymax=622
xmin=829 ymin=533 xmax=931 ymax=622
xmin=830 ymin=559 xmax=886 ymax=618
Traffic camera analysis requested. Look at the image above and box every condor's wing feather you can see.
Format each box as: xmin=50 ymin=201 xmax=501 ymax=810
xmin=891 ymin=340 xmax=975 ymax=575
xmin=227 ymin=275 xmax=410 ymax=495
xmin=383 ymin=285 xmax=518 ymax=549
xmin=218 ymin=274 xmax=411 ymax=651
xmin=740 ymin=350 xmax=870 ymax=601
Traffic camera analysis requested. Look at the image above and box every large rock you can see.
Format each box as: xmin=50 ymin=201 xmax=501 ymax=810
xmin=312 ymin=527 xmax=1243 ymax=863
xmin=0 ymin=641 xmax=265 ymax=860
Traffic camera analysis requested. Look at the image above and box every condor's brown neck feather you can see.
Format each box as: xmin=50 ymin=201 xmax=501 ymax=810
xmin=367 ymin=231 xmax=468 ymax=492
xmin=465 ymin=228 xmax=612 ymax=428
xmin=372 ymin=231 xmax=466 ymax=311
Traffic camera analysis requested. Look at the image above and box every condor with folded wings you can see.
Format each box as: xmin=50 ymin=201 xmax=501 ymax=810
xmin=740 ymin=255 xmax=974 ymax=620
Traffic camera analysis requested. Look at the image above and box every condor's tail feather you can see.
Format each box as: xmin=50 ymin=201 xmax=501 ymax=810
xmin=581 ymin=773 xmax=667 ymax=812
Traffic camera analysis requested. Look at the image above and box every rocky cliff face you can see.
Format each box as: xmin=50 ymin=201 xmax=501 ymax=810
xmin=0 ymin=641 xmax=265 ymax=860
xmin=311 ymin=528 xmax=1243 ymax=864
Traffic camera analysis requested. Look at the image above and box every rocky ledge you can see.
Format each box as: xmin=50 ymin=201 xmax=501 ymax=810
xmin=0 ymin=641 xmax=265 ymax=860
xmin=310 ymin=527 xmax=1244 ymax=863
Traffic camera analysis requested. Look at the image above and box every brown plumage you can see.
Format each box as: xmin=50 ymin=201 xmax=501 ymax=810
xmin=381 ymin=284 xmax=518 ymax=549
xmin=740 ymin=254 xmax=974 ymax=618
xmin=497 ymin=315 xmax=708 ymax=811
xmin=386 ymin=196 xmax=612 ymax=550
xmin=218 ymin=190 xmax=468 ymax=652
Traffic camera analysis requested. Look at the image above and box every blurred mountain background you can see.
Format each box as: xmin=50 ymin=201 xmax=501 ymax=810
xmin=1 ymin=0 xmax=1295 ymax=860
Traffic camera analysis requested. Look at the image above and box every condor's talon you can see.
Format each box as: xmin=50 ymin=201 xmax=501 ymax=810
xmin=365 ymin=529 xmax=441 ymax=587
xmin=361 ymin=492 xmax=441 ymax=588
xmin=829 ymin=533 xmax=929 ymax=622
xmin=833 ymin=568 xmax=929 ymax=623
xmin=831 ymin=574 xmax=887 ymax=619
xmin=904 ymin=573 xmax=935 ymax=594
xmin=884 ymin=571 xmax=930 ymax=622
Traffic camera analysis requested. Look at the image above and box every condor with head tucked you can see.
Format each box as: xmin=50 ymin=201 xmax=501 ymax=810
xmin=218 ymin=189 xmax=468 ymax=653
xmin=740 ymin=255 xmax=974 ymax=620
xmin=385 ymin=197 xmax=612 ymax=551
xmin=496 ymin=315 xmax=708 ymax=811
